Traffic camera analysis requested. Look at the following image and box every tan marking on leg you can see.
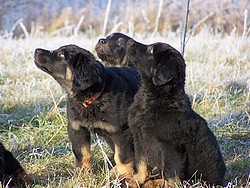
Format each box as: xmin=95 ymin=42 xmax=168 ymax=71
xmin=76 ymin=145 xmax=92 ymax=171
xmin=114 ymin=144 xmax=121 ymax=165
xmin=111 ymin=144 xmax=134 ymax=178
xmin=111 ymin=162 xmax=134 ymax=179
xmin=142 ymin=178 xmax=165 ymax=188
xmin=166 ymin=176 xmax=181 ymax=187
xmin=128 ymin=156 xmax=148 ymax=187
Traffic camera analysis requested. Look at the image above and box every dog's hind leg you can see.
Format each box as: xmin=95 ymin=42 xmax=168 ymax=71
xmin=161 ymin=143 xmax=187 ymax=186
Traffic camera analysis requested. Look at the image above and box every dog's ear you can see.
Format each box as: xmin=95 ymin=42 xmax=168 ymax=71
xmin=72 ymin=53 xmax=105 ymax=91
xmin=71 ymin=53 xmax=90 ymax=68
xmin=152 ymin=54 xmax=178 ymax=86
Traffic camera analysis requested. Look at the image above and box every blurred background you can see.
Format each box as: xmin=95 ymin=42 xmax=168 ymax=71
xmin=0 ymin=1 xmax=249 ymax=187
xmin=1 ymin=0 xmax=249 ymax=38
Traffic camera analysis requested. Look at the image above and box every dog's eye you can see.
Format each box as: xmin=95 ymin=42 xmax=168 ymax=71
xmin=147 ymin=46 xmax=154 ymax=55
xmin=57 ymin=52 xmax=65 ymax=58
xmin=117 ymin=38 xmax=124 ymax=46
xmin=107 ymin=34 xmax=113 ymax=39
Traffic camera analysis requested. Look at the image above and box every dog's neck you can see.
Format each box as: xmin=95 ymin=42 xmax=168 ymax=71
xmin=142 ymin=77 xmax=189 ymax=104
xmin=69 ymin=82 xmax=105 ymax=107
xmin=141 ymin=73 xmax=185 ymax=95
xmin=56 ymin=78 xmax=73 ymax=96
xmin=81 ymin=83 xmax=105 ymax=107
xmin=143 ymin=85 xmax=191 ymax=112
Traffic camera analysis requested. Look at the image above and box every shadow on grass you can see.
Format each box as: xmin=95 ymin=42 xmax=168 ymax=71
xmin=0 ymin=98 xmax=67 ymax=130
xmin=211 ymin=111 xmax=249 ymax=186
xmin=1 ymin=99 xmax=249 ymax=187
xmin=0 ymin=98 xmax=118 ymax=187
xmin=28 ymin=146 xmax=114 ymax=187
xmin=220 ymin=133 xmax=250 ymax=186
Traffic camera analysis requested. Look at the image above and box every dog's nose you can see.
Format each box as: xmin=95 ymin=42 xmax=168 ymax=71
xmin=35 ymin=48 xmax=43 ymax=55
xmin=99 ymin=39 xmax=106 ymax=44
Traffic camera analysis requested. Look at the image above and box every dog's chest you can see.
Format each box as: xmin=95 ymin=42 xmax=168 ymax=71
xmin=67 ymin=101 xmax=117 ymax=133
xmin=69 ymin=118 xmax=117 ymax=133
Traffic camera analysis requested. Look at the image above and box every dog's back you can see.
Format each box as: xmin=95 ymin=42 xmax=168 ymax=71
xmin=184 ymin=111 xmax=226 ymax=185
xmin=106 ymin=66 xmax=140 ymax=93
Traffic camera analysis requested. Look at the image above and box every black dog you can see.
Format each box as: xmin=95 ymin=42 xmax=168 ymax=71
xmin=34 ymin=45 xmax=140 ymax=178
xmin=95 ymin=33 xmax=134 ymax=67
xmin=0 ymin=142 xmax=31 ymax=187
xmin=126 ymin=40 xmax=226 ymax=187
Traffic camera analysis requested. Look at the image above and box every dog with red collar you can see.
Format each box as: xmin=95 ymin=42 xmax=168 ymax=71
xmin=34 ymin=44 xmax=141 ymax=179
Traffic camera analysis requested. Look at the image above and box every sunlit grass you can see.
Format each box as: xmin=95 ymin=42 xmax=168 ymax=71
xmin=0 ymin=29 xmax=249 ymax=187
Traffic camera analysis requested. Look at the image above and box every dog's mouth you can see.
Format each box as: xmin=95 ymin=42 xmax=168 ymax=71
xmin=95 ymin=43 xmax=103 ymax=53
xmin=95 ymin=44 xmax=112 ymax=55
xmin=34 ymin=49 xmax=54 ymax=74
xmin=39 ymin=65 xmax=52 ymax=74
xmin=34 ymin=58 xmax=53 ymax=74
xmin=95 ymin=52 xmax=108 ymax=61
xmin=95 ymin=45 xmax=114 ymax=62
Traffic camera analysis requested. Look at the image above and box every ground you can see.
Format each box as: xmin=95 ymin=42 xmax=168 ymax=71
xmin=0 ymin=30 xmax=249 ymax=187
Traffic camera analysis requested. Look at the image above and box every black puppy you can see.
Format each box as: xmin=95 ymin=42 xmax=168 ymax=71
xmin=34 ymin=45 xmax=140 ymax=178
xmin=126 ymin=40 xmax=226 ymax=187
xmin=0 ymin=142 xmax=31 ymax=187
xmin=95 ymin=32 xmax=134 ymax=67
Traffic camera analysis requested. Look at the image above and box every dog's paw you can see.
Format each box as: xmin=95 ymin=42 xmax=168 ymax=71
xmin=126 ymin=178 xmax=140 ymax=188
xmin=142 ymin=179 xmax=165 ymax=188
xmin=110 ymin=162 xmax=134 ymax=179
xmin=127 ymin=173 xmax=147 ymax=188
xmin=75 ymin=158 xmax=93 ymax=173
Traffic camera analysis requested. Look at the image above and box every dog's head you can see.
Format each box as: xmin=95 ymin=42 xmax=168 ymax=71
xmin=95 ymin=32 xmax=132 ymax=66
xmin=126 ymin=39 xmax=185 ymax=91
xmin=34 ymin=44 xmax=105 ymax=94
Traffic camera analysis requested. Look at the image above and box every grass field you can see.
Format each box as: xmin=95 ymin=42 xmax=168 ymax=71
xmin=0 ymin=28 xmax=249 ymax=187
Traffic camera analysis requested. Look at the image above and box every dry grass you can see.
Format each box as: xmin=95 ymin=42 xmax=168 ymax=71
xmin=0 ymin=28 xmax=249 ymax=187
xmin=2 ymin=0 xmax=250 ymax=38
xmin=0 ymin=0 xmax=250 ymax=186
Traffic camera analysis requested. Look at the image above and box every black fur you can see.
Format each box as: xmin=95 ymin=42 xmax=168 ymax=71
xmin=95 ymin=32 xmax=134 ymax=67
xmin=0 ymin=142 xmax=31 ymax=187
xmin=34 ymin=44 xmax=140 ymax=177
xmin=126 ymin=39 xmax=226 ymax=186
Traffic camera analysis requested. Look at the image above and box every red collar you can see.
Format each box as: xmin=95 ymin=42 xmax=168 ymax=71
xmin=82 ymin=84 xmax=105 ymax=108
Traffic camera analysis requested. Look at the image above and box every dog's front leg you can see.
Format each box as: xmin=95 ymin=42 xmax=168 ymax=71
xmin=67 ymin=121 xmax=92 ymax=171
xmin=109 ymin=132 xmax=134 ymax=179
xmin=128 ymin=130 xmax=148 ymax=187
